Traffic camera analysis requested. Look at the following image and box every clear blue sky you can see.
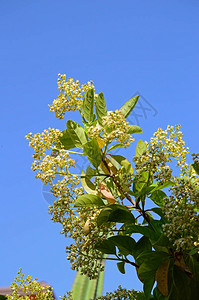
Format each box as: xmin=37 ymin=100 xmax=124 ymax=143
xmin=0 ymin=0 xmax=199 ymax=298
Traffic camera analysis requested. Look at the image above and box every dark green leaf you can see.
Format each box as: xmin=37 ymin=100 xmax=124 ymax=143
xmin=120 ymin=95 xmax=140 ymax=118
xmin=59 ymin=129 xmax=76 ymax=150
xmin=82 ymin=89 xmax=95 ymax=123
xmin=83 ymin=139 xmax=102 ymax=168
xmin=151 ymin=207 xmax=165 ymax=219
xmin=128 ymin=125 xmax=143 ymax=134
xmin=153 ymin=287 xmax=168 ymax=300
xmin=153 ymin=233 xmax=170 ymax=248
xmin=67 ymin=120 xmax=88 ymax=148
xmin=192 ymin=162 xmax=199 ymax=175
xmin=97 ymin=204 xmax=135 ymax=226
xmin=120 ymin=224 xmax=157 ymax=240
xmin=136 ymin=140 xmax=147 ymax=157
xmin=95 ymin=92 xmax=107 ymax=125
xmin=95 ymin=239 xmax=116 ymax=254
xmin=117 ymin=261 xmax=125 ymax=274
xmin=109 ymin=235 xmax=136 ymax=256
xmin=133 ymin=236 xmax=152 ymax=260
xmin=137 ymin=293 xmax=148 ymax=300
xmin=143 ymin=277 xmax=155 ymax=300
xmin=74 ymin=194 xmax=105 ymax=207
xmin=0 ymin=296 xmax=7 ymax=300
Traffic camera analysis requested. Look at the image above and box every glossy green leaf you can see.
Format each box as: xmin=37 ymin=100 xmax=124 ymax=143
xmin=86 ymin=165 xmax=97 ymax=178
xmin=125 ymin=224 xmax=158 ymax=240
xmin=95 ymin=92 xmax=107 ymax=125
xmin=59 ymin=129 xmax=76 ymax=150
xmin=83 ymin=139 xmax=102 ymax=168
xmin=151 ymin=207 xmax=165 ymax=219
xmin=82 ymin=89 xmax=95 ymax=123
xmin=120 ymin=95 xmax=140 ymax=118
xmin=97 ymin=204 xmax=135 ymax=226
xmin=74 ymin=194 xmax=105 ymax=207
xmin=192 ymin=161 xmax=199 ymax=175
xmin=108 ymin=144 xmax=124 ymax=151
xmin=133 ymin=171 xmax=150 ymax=193
xmin=110 ymin=154 xmax=134 ymax=174
xmin=117 ymin=261 xmax=125 ymax=274
xmin=149 ymin=181 xmax=175 ymax=194
xmin=80 ymin=171 xmax=96 ymax=194
xmin=128 ymin=125 xmax=143 ymax=134
xmin=67 ymin=120 xmax=88 ymax=148
xmin=143 ymin=277 xmax=155 ymax=300
xmin=135 ymin=140 xmax=147 ymax=157
xmin=133 ymin=236 xmax=152 ymax=260
xmin=109 ymin=235 xmax=136 ymax=256
xmin=95 ymin=239 xmax=116 ymax=254
xmin=150 ymin=190 xmax=167 ymax=207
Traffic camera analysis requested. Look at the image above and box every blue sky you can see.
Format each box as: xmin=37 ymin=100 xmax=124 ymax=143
xmin=0 ymin=0 xmax=199 ymax=298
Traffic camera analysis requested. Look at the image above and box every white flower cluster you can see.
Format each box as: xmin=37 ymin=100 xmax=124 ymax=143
xmin=162 ymin=178 xmax=199 ymax=251
xmin=49 ymin=74 xmax=95 ymax=119
xmin=87 ymin=110 xmax=134 ymax=148
xmin=134 ymin=125 xmax=189 ymax=183
xmin=96 ymin=285 xmax=140 ymax=300
xmin=7 ymin=269 xmax=54 ymax=300
xmin=61 ymin=285 xmax=140 ymax=300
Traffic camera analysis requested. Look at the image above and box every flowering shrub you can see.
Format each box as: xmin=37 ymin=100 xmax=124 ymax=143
xmin=25 ymin=75 xmax=199 ymax=299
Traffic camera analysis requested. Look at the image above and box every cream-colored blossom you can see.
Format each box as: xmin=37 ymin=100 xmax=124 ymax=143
xmin=49 ymin=74 xmax=95 ymax=119
xmin=7 ymin=269 xmax=54 ymax=300
xmin=162 ymin=178 xmax=199 ymax=251
xmin=87 ymin=110 xmax=134 ymax=148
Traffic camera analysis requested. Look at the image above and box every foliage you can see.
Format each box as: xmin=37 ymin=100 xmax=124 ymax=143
xmin=25 ymin=75 xmax=199 ymax=299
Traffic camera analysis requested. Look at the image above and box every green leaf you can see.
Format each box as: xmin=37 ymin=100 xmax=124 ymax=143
xmin=117 ymin=261 xmax=125 ymax=274
xmin=108 ymin=144 xmax=124 ymax=151
xmin=59 ymin=129 xmax=76 ymax=150
xmin=74 ymin=194 xmax=105 ymax=207
xmin=149 ymin=181 xmax=175 ymax=194
xmin=169 ymin=265 xmax=191 ymax=300
xmin=95 ymin=92 xmax=107 ymax=125
xmin=135 ymin=140 xmax=147 ymax=157
xmin=133 ymin=171 xmax=150 ymax=193
xmin=86 ymin=165 xmax=97 ymax=178
xmin=151 ymin=207 xmax=165 ymax=219
xmin=80 ymin=171 xmax=97 ymax=195
xmin=192 ymin=162 xmax=199 ymax=175
xmin=0 ymin=296 xmax=7 ymax=300
xmin=133 ymin=236 xmax=152 ymax=260
xmin=110 ymin=154 xmax=134 ymax=174
xmin=128 ymin=125 xmax=143 ymax=134
xmin=82 ymin=89 xmax=95 ymax=123
xmin=95 ymin=239 xmax=116 ymax=254
xmin=120 ymin=95 xmax=140 ymax=118
xmin=124 ymin=224 xmax=158 ymax=240
xmin=109 ymin=235 xmax=136 ymax=256
xmin=150 ymin=190 xmax=167 ymax=207
xmin=83 ymin=139 xmax=102 ymax=168
xmin=67 ymin=120 xmax=88 ymax=148
xmin=137 ymin=293 xmax=148 ymax=300
xmin=97 ymin=204 xmax=135 ymax=226
xmin=143 ymin=277 xmax=155 ymax=300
